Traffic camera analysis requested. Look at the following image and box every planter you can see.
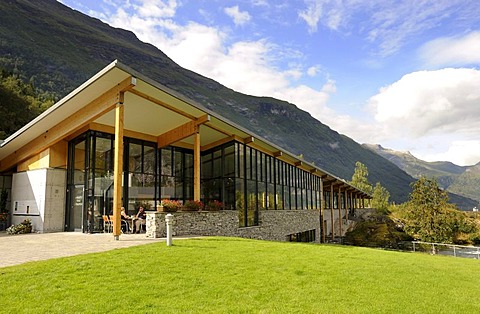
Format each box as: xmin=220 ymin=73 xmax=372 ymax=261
xmin=158 ymin=206 xmax=178 ymax=213
xmin=183 ymin=200 xmax=203 ymax=212
xmin=181 ymin=206 xmax=199 ymax=212
xmin=160 ymin=200 xmax=182 ymax=212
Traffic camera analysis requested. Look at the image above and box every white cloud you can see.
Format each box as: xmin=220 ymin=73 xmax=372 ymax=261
xmin=307 ymin=65 xmax=320 ymax=77
xmin=418 ymin=140 xmax=480 ymax=166
xmin=96 ymin=0 xmax=336 ymax=120
xmin=363 ymin=68 xmax=480 ymax=165
xmin=224 ymin=5 xmax=251 ymax=26
xmin=298 ymin=1 xmax=322 ymax=33
xmin=419 ymin=31 xmax=480 ymax=67
xmin=133 ymin=0 xmax=177 ymax=18
xmin=299 ymin=0 xmax=480 ymax=57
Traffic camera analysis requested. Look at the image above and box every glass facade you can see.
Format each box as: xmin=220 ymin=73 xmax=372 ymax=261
xmin=67 ymin=132 xmax=326 ymax=232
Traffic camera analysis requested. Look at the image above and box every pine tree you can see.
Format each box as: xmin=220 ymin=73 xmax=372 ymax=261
xmin=350 ymin=161 xmax=373 ymax=194
xmin=371 ymin=182 xmax=390 ymax=213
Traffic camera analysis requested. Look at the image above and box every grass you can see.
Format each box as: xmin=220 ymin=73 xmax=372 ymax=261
xmin=1 ymin=237 xmax=480 ymax=313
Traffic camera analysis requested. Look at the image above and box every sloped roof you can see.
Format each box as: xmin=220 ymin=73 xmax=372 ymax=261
xmin=0 ymin=60 xmax=371 ymax=197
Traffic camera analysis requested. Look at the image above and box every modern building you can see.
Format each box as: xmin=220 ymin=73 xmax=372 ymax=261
xmin=0 ymin=61 xmax=370 ymax=242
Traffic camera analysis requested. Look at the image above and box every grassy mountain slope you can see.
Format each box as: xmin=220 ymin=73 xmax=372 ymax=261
xmin=0 ymin=0 xmax=472 ymax=206
xmin=364 ymin=144 xmax=479 ymax=207
xmin=448 ymin=163 xmax=480 ymax=203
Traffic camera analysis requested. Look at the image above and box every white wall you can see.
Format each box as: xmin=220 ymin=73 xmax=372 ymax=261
xmin=11 ymin=168 xmax=66 ymax=232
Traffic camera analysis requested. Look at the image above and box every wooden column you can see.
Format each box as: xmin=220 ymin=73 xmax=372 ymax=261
xmin=344 ymin=189 xmax=348 ymax=222
xmin=113 ymin=94 xmax=124 ymax=240
xmin=193 ymin=127 xmax=201 ymax=201
xmin=320 ymin=177 xmax=325 ymax=243
xmin=338 ymin=186 xmax=343 ymax=237
xmin=350 ymin=191 xmax=354 ymax=217
xmin=330 ymin=185 xmax=334 ymax=240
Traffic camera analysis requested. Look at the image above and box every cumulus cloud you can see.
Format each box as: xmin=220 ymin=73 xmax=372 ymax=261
xmin=95 ymin=0 xmax=336 ymax=120
xmin=366 ymin=68 xmax=480 ymax=165
xmin=418 ymin=140 xmax=480 ymax=166
xmin=419 ymin=31 xmax=480 ymax=67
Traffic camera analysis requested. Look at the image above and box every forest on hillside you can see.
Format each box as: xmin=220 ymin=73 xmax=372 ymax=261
xmin=0 ymin=69 xmax=56 ymax=139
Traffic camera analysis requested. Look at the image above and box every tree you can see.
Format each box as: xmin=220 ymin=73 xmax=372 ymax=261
xmin=371 ymin=182 xmax=390 ymax=213
xmin=403 ymin=176 xmax=459 ymax=243
xmin=0 ymin=70 xmax=54 ymax=139
xmin=350 ymin=161 xmax=373 ymax=194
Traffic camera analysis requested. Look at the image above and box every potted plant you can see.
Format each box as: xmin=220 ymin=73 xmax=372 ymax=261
xmin=183 ymin=200 xmax=204 ymax=211
xmin=161 ymin=199 xmax=182 ymax=212
xmin=206 ymin=200 xmax=223 ymax=211
xmin=6 ymin=219 xmax=32 ymax=234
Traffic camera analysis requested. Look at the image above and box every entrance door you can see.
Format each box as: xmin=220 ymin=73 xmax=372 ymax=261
xmin=68 ymin=184 xmax=84 ymax=232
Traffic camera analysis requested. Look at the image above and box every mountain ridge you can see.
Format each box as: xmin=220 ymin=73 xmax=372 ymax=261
xmin=363 ymin=143 xmax=479 ymax=206
xmin=0 ymin=0 xmax=477 ymax=209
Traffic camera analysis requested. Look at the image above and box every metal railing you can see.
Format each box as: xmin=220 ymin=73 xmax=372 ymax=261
xmin=412 ymin=241 xmax=480 ymax=260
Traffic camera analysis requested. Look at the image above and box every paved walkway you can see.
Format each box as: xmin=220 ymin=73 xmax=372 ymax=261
xmin=0 ymin=232 xmax=181 ymax=268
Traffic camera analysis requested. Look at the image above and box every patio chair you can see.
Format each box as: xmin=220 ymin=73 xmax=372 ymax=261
xmin=102 ymin=215 xmax=112 ymax=233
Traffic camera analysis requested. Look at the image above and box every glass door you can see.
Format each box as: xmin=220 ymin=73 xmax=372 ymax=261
xmin=66 ymin=136 xmax=87 ymax=232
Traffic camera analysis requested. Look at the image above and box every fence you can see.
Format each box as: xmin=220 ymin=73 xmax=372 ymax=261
xmin=412 ymin=241 xmax=480 ymax=260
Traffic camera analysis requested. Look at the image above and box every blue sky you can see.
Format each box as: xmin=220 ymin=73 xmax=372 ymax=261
xmin=59 ymin=0 xmax=480 ymax=166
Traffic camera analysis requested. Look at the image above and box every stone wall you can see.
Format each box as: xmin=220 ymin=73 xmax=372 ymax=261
xmin=147 ymin=209 xmax=322 ymax=242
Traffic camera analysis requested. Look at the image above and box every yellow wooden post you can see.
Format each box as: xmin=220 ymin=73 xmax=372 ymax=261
xmin=320 ymin=177 xmax=325 ymax=243
xmin=344 ymin=189 xmax=348 ymax=222
xmin=330 ymin=184 xmax=334 ymax=240
xmin=338 ymin=186 xmax=342 ymax=237
xmin=113 ymin=93 xmax=124 ymax=240
xmin=193 ymin=127 xmax=201 ymax=201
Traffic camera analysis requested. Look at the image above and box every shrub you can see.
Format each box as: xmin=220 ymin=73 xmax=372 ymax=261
xmin=183 ymin=200 xmax=204 ymax=211
xmin=161 ymin=200 xmax=182 ymax=212
xmin=6 ymin=219 xmax=32 ymax=235
xmin=206 ymin=200 xmax=223 ymax=211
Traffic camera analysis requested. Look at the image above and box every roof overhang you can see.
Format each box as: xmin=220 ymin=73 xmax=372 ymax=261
xmin=0 ymin=60 xmax=370 ymax=197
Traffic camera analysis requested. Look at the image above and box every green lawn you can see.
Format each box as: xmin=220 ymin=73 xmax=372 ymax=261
xmin=1 ymin=237 xmax=479 ymax=313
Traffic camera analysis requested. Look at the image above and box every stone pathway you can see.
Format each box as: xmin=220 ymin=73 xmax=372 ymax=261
xmin=0 ymin=232 xmax=188 ymax=268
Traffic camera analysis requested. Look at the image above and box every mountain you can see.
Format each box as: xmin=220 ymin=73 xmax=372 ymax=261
xmin=363 ymin=144 xmax=479 ymax=208
xmin=0 ymin=0 xmax=474 ymax=208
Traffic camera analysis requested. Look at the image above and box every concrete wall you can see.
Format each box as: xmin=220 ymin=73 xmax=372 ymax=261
xmin=11 ymin=168 xmax=66 ymax=232
xmin=147 ymin=209 xmax=322 ymax=242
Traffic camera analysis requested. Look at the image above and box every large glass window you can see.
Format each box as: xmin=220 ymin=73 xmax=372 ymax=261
xmin=125 ymin=139 xmax=157 ymax=214
xmin=160 ymin=146 xmax=193 ymax=203
xmin=68 ymin=131 xmax=325 ymax=232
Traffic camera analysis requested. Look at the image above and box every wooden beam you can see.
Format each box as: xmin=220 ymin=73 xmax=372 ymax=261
xmin=244 ymin=136 xmax=254 ymax=144
xmin=129 ymin=88 xmax=198 ymax=120
xmin=0 ymin=76 xmax=136 ymax=172
xmin=201 ymin=135 xmax=235 ymax=152
xmin=295 ymin=161 xmax=303 ymax=167
xmin=113 ymin=96 xmax=124 ymax=240
xmin=273 ymin=151 xmax=282 ymax=157
xmin=89 ymin=122 xmax=157 ymax=143
xmin=157 ymin=114 xmax=210 ymax=148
